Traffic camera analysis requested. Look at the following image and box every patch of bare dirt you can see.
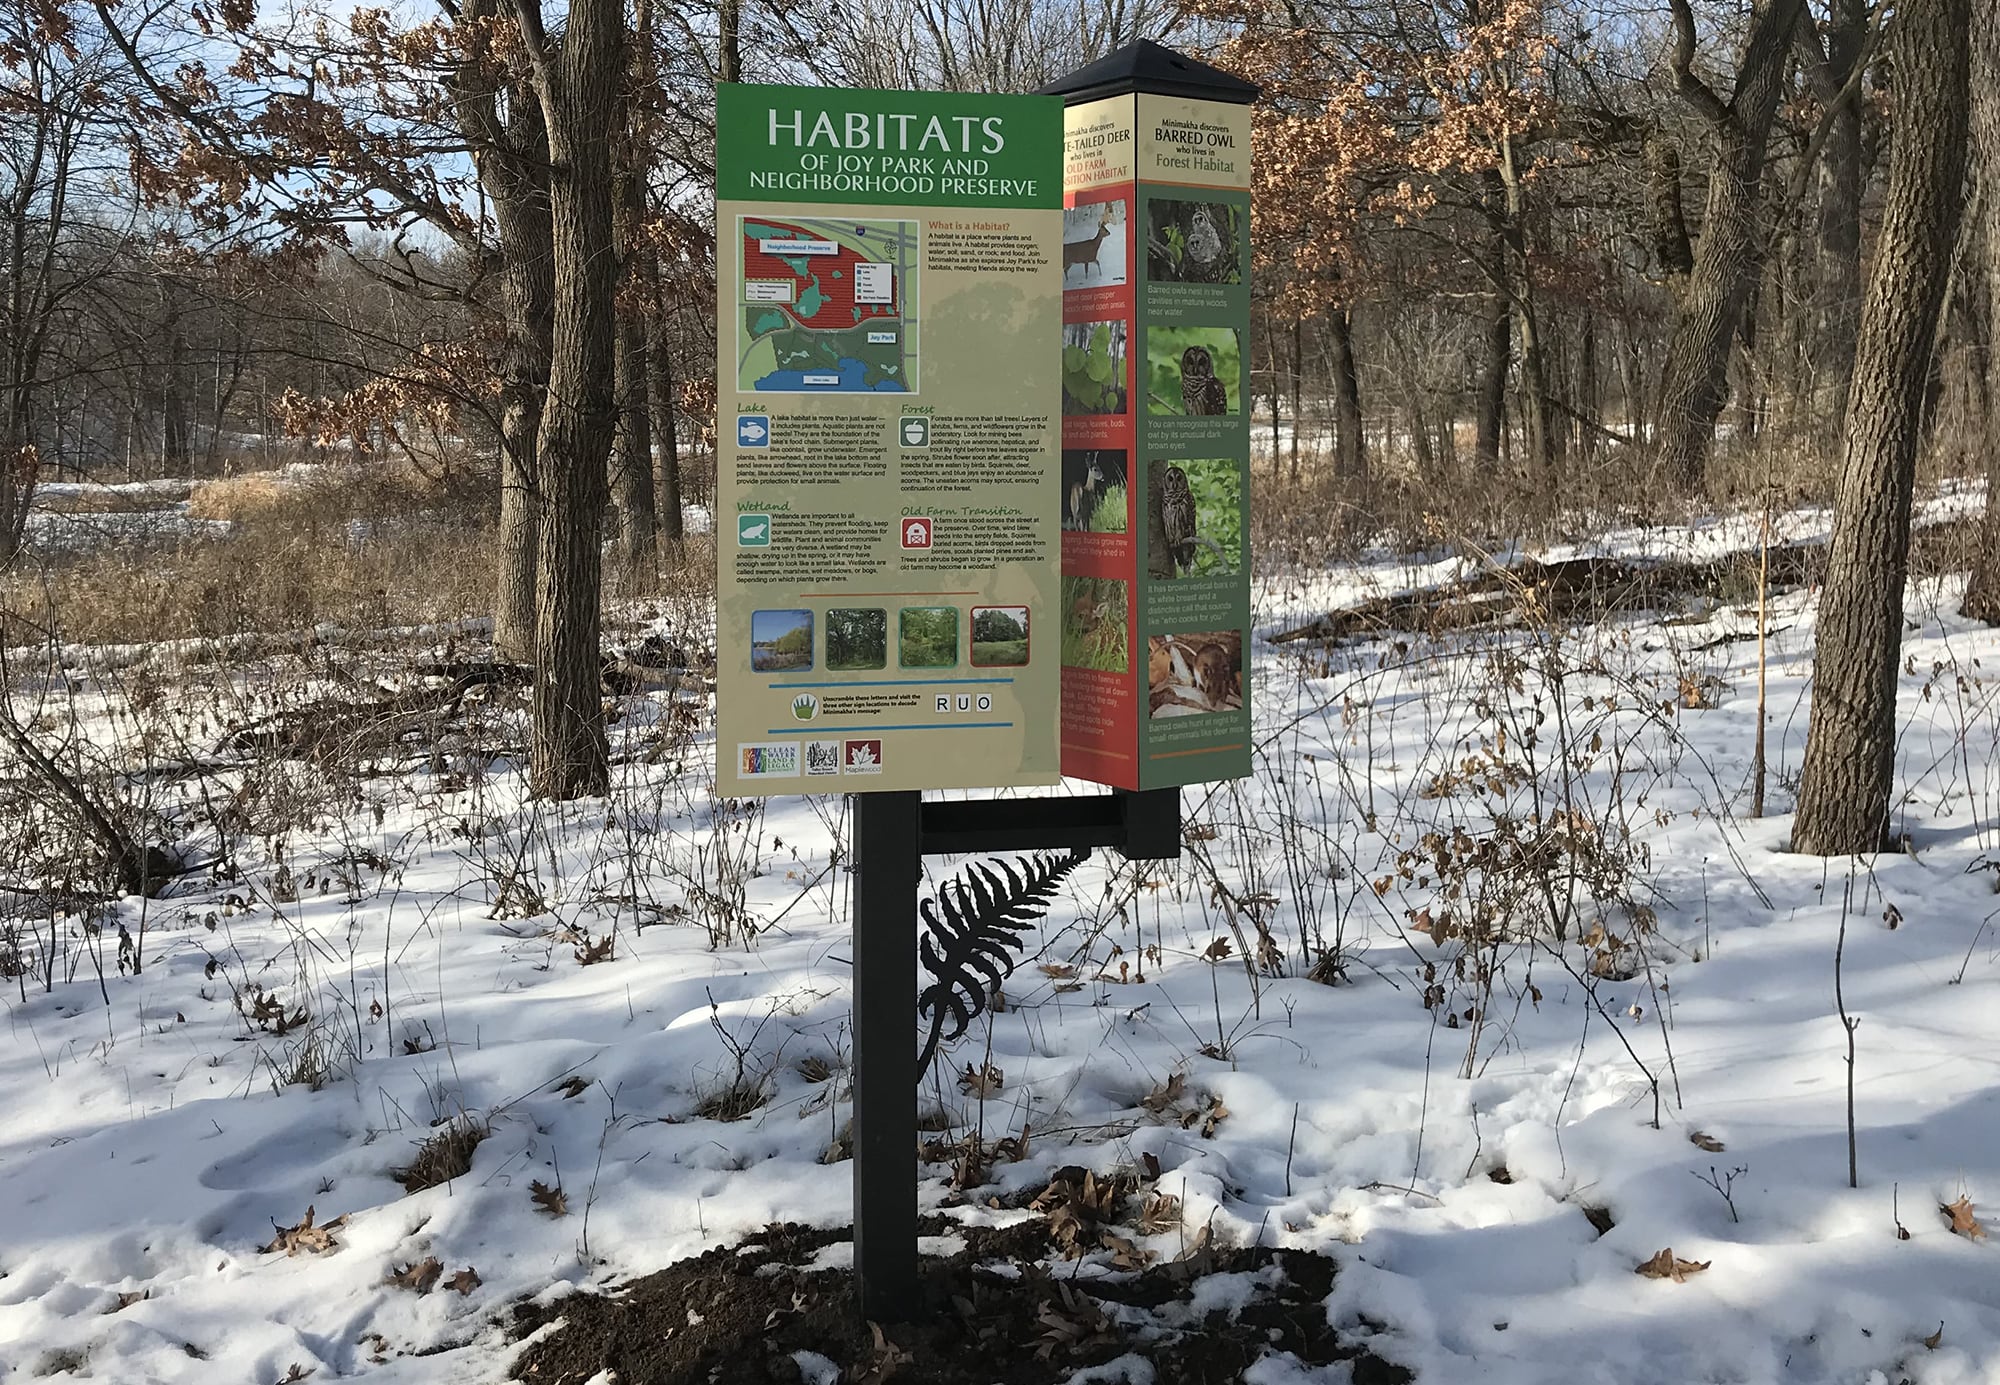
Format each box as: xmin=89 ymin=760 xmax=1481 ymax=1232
xmin=508 ymin=1219 xmax=1412 ymax=1384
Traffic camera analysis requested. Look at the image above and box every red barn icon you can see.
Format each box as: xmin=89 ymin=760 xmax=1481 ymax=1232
xmin=901 ymin=517 xmax=932 ymax=549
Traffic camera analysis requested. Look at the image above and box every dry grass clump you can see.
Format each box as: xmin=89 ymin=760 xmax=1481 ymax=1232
xmin=394 ymin=1114 xmax=489 ymax=1193
xmin=3 ymin=506 xmax=496 ymax=646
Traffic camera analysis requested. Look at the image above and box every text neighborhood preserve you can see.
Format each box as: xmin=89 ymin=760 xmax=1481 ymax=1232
xmin=748 ymin=170 xmax=1041 ymax=198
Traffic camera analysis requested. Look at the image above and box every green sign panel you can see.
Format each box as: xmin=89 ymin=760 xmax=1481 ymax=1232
xmin=714 ymin=84 xmax=1066 ymax=796
xmin=717 ymin=86 xmax=1063 ymax=210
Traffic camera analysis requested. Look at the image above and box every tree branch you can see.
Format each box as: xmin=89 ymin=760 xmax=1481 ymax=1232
xmin=1667 ymin=0 xmax=1732 ymax=124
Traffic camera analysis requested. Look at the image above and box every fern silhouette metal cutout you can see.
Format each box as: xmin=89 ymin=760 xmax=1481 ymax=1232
xmin=916 ymin=850 xmax=1089 ymax=1080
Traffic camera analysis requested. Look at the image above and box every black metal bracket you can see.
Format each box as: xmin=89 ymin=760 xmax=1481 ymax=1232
xmin=917 ymin=787 xmax=1182 ymax=860
xmin=849 ymin=785 xmax=1181 ymax=1323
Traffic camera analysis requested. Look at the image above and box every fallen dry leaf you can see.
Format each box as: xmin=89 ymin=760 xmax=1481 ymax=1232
xmin=957 ymin=1062 xmax=1004 ymax=1097
xmin=263 ymin=1205 xmax=349 ymax=1257
xmin=1689 ymin=1131 xmax=1725 ymax=1153
xmin=448 ymin=1266 xmax=482 ymax=1295
xmin=1037 ymin=963 xmax=1076 ymax=980
xmin=1141 ymin=1071 xmax=1185 ymax=1114
xmin=1635 ymin=1247 xmax=1711 ymax=1282
xmin=1924 ymin=1321 xmax=1945 ymax=1350
xmin=386 ymin=1257 xmax=442 ymax=1295
xmin=530 ymin=1180 xmax=568 ymax=1217
xmin=1943 ymin=1195 xmax=1986 ymax=1240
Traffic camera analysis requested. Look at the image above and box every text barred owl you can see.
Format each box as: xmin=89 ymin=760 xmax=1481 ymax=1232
xmin=1158 ymin=464 xmax=1196 ymax=575
xmin=1180 ymin=346 xmax=1228 ymax=416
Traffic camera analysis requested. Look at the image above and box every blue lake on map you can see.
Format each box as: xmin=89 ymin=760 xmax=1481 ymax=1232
xmin=756 ymin=358 xmax=907 ymax=392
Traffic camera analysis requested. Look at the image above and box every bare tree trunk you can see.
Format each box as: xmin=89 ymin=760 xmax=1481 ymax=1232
xmin=1328 ymin=306 xmax=1364 ymax=485
xmin=647 ymin=316 xmax=686 ymax=549
xmin=526 ymin=0 xmax=619 ymax=801
xmin=1497 ymin=139 xmax=1553 ymax=485
xmin=1288 ymin=315 xmax=1302 ymax=477
xmin=1802 ymin=0 xmax=1870 ymax=433
xmin=494 ymin=218 xmax=552 ymax=662
xmin=1959 ymin=0 xmax=2000 ymax=621
xmin=606 ymin=31 xmax=656 ymax=575
xmin=1474 ymin=297 xmax=1509 ymax=473
xmin=1792 ymin=0 xmax=1969 ymax=855
xmin=1655 ymin=0 xmax=1809 ymax=488
xmin=453 ymin=16 xmax=553 ymax=665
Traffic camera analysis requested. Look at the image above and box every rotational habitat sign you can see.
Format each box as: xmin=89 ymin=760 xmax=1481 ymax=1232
xmin=1059 ymin=91 xmax=1254 ymax=789
xmin=714 ymin=84 xmax=1065 ymax=795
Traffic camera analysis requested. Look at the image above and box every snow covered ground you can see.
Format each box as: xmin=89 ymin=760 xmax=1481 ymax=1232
xmin=6 ymin=505 xmax=2000 ymax=1384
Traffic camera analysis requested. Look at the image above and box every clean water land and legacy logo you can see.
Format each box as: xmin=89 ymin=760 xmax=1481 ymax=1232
xmin=738 ymin=743 xmax=800 ymax=777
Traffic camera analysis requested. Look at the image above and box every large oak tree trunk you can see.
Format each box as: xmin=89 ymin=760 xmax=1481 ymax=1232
xmin=1958 ymin=0 xmax=2000 ymax=622
xmin=527 ymin=0 xmax=619 ymax=801
xmin=1792 ymin=0 xmax=1969 ymax=855
xmin=1655 ymin=0 xmax=1808 ymax=488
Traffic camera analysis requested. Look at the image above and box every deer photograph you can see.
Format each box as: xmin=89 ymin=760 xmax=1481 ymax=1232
xmin=1061 ymin=199 xmax=1126 ymax=286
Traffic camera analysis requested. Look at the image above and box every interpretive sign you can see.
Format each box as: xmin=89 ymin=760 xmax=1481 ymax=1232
xmin=714 ymin=84 xmax=1065 ymax=796
xmin=1055 ymin=63 xmax=1254 ymax=789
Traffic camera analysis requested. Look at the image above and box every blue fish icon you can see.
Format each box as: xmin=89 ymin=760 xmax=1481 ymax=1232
xmin=737 ymin=416 xmax=770 ymax=446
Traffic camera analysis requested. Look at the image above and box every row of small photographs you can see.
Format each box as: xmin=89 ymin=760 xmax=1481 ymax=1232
xmin=1062 ymin=319 xmax=1243 ymax=418
xmin=1061 ymin=198 xmax=1246 ymax=290
xmin=749 ymin=606 xmax=1030 ymax=673
xmin=1063 ymin=453 xmax=1244 ymax=581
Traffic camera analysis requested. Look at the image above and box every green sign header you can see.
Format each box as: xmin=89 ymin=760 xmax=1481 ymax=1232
xmin=717 ymin=84 xmax=1063 ymax=209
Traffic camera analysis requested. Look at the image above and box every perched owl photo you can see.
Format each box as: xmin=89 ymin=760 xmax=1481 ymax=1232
xmin=1180 ymin=345 xmax=1229 ymax=416
xmin=1148 ymin=328 xmax=1238 ymax=418
xmin=1146 ymin=198 xmax=1244 ymax=285
xmin=1157 ymin=464 xmax=1197 ymax=575
xmin=1147 ymin=457 xmax=1244 ymax=580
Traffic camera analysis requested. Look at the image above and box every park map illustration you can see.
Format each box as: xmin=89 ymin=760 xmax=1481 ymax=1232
xmin=737 ymin=218 xmax=919 ymax=393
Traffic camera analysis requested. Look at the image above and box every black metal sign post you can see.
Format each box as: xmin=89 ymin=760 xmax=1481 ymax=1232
xmin=846 ymin=36 xmax=1256 ymax=1326
xmin=850 ymin=786 xmax=1181 ymax=1321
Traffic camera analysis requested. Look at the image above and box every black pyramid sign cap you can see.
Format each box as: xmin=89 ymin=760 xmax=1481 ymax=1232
xmin=1037 ymin=38 xmax=1259 ymax=106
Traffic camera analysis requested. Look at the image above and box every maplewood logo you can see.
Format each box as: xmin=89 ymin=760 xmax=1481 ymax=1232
xmin=843 ymin=740 xmax=883 ymax=773
xmin=738 ymin=743 xmax=800 ymax=777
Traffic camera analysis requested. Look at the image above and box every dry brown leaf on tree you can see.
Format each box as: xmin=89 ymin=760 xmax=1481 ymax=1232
xmin=1635 ymin=1247 xmax=1711 ymax=1282
xmin=1943 ymin=1195 xmax=1986 ymax=1240
xmin=530 ymin=1180 xmax=568 ymax=1217
xmin=263 ymin=1205 xmax=349 ymax=1257
xmin=386 ymin=1257 xmax=442 ymax=1294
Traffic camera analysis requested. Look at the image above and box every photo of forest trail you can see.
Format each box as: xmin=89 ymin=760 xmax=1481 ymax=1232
xmin=5 ymin=8 xmax=2000 ymax=1385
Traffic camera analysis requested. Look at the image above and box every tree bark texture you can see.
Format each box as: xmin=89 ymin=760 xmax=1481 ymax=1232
xmin=1803 ymin=0 xmax=1870 ymax=433
xmin=647 ymin=318 xmax=686 ymax=547
xmin=1328 ymin=307 xmax=1364 ymax=485
xmin=451 ymin=11 xmax=553 ymax=664
xmin=1958 ymin=0 xmax=2000 ymax=622
xmin=1655 ymin=0 xmax=1809 ymax=488
xmin=1792 ymin=0 xmax=1970 ymax=855
xmin=607 ymin=65 xmax=656 ymax=574
xmin=527 ymin=0 xmax=619 ymax=801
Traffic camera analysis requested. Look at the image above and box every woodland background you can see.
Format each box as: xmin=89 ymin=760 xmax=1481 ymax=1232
xmin=0 ymin=0 xmax=1993 ymax=835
